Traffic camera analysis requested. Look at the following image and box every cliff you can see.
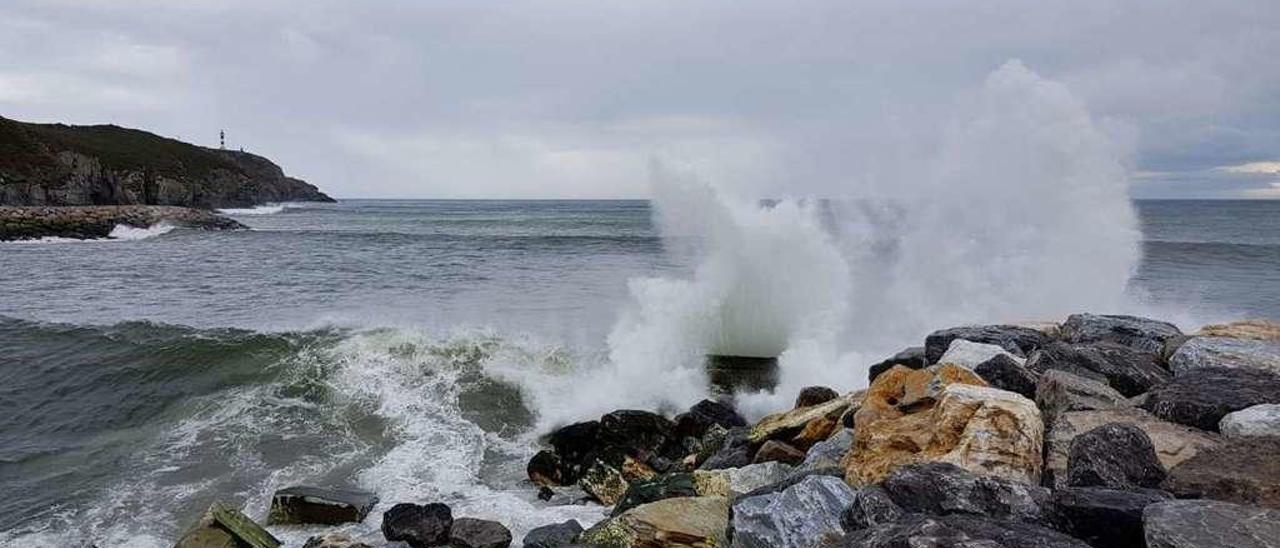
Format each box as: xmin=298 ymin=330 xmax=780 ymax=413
xmin=0 ymin=116 xmax=334 ymax=208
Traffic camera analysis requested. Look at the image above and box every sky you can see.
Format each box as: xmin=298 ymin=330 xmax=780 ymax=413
xmin=1 ymin=0 xmax=1277 ymax=199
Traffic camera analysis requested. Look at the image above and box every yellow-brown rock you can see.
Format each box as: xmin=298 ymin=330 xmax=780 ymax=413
xmin=852 ymin=363 xmax=987 ymax=429
xmin=621 ymin=455 xmax=658 ymax=483
xmin=748 ymin=391 xmax=860 ymax=445
xmin=844 ymin=380 xmax=1043 ymax=487
xmin=1196 ymin=319 xmax=1280 ymax=340
xmin=789 ymin=416 xmax=838 ymax=450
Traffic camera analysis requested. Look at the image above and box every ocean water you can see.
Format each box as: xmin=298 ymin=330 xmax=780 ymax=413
xmin=1 ymin=198 xmax=1278 ymax=546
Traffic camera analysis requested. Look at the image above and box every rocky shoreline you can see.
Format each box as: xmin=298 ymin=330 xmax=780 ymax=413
xmin=0 ymin=205 xmax=246 ymax=241
xmin=174 ymin=314 xmax=1280 ymax=548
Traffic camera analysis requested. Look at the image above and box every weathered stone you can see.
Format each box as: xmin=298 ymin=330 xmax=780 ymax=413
xmin=597 ymin=410 xmax=675 ymax=459
xmin=753 ymin=440 xmax=805 ymax=465
xmin=868 ymin=346 xmax=926 ymax=383
xmin=938 ymin=339 xmax=1026 ymax=369
xmin=546 ymin=420 xmax=600 ymax=468
xmin=795 ymin=385 xmax=840 ymax=408
xmin=1169 ymin=336 xmax=1280 ymax=377
xmin=267 ymin=486 xmax=378 ymax=525
xmin=528 ymin=450 xmax=572 ymax=487
xmin=843 ymin=514 xmax=1091 ymax=548
xmin=975 ymin=353 xmax=1038 ymax=400
xmin=698 ymin=426 xmax=753 ymax=470
xmin=1026 ymin=344 xmax=1111 ymax=385
xmin=845 ymin=382 xmax=1043 ymax=486
xmin=620 ymin=454 xmax=658 ymax=483
xmin=382 ymin=502 xmax=453 ymax=548
xmin=1027 ymin=342 xmax=1169 ymax=397
xmin=1035 ymin=369 xmax=1128 ymax=421
xmin=1049 ymin=487 xmax=1171 ymax=548
xmin=1061 ymin=313 xmax=1183 ymax=355
xmin=614 ymin=473 xmax=697 ymax=516
xmin=578 ymin=460 xmax=629 ymax=506
xmin=1044 ymin=407 xmax=1222 ymax=489
xmin=788 ymin=416 xmax=838 ymax=450
xmin=522 ymin=520 xmax=583 ymax=548
xmin=1196 ymin=319 xmax=1280 ymax=340
xmin=879 ymin=462 xmax=1052 ymax=525
xmin=924 ymin=324 xmax=1050 ymax=364
xmin=692 ymin=461 xmax=793 ymax=498
xmin=450 ymin=518 xmax=512 ymax=548
xmin=853 ymin=363 xmax=986 ymax=430
xmin=739 ymin=467 xmax=844 ymax=499
xmin=578 ymin=496 xmax=730 ymax=548
xmin=176 ymin=502 xmax=281 ymax=548
xmin=1162 ymin=436 xmax=1280 ymax=508
xmin=1143 ymin=499 xmax=1280 ymax=548
xmin=1065 ymin=423 xmax=1166 ymax=490
xmin=748 ymin=391 xmax=857 ymax=444
xmin=302 ymin=532 xmax=373 ymax=548
xmin=1141 ymin=366 xmax=1280 ymax=431
xmin=1220 ymin=403 xmax=1280 ymax=438
xmin=797 ymin=428 xmax=854 ymax=472
xmin=673 ymin=400 xmax=746 ymax=440
xmin=839 ymin=486 xmax=904 ymax=531
xmin=731 ymin=475 xmax=855 ymax=548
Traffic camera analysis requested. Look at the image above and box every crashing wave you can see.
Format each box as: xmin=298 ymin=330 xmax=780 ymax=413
xmin=4 ymin=222 xmax=176 ymax=244
xmin=216 ymin=204 xmax=287 ymax=215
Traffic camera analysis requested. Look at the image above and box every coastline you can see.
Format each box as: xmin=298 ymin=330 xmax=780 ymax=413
xmin=0 ymin=205 xmax=246 ymax=241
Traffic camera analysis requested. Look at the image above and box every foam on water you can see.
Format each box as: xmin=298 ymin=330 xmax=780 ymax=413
xmin=3 ymin=222 xmax=175 ymax=244
xmin=217 ymin=204 xmax=288 ymax=215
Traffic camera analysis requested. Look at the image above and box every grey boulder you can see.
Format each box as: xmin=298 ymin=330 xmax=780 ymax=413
xmin=522 ymin=520 xmax=583 ymax=548
xmin=1035 ymin=369 xmax=1128 ymax=422
xmin=879 ymin=462 xmax=1052 ymax=525
xmin=1219 ymin=403 xmax=1280 ymax=438
xmin=1141 ymin=366 xmax=1280 ymax=431
xmin=1065 ymin=423 xmax=1166 ymax=490
xmin=924 ymin=325 xmax=1049 ymax=364
xmin=842 ymin=514 xmax=1091 ymax=548
xmin=731 ymin=474 xmax=855 ymax=548
xmin=1170 ymin=336 xmax=1280 ymax=377
xmin=1143 ymin=499 xmax=1280 ymax=548
xmin=1061 ymin=314 xmax=1183 ymax=355
xmin=1049 ymin=487 xmax=1171 ymax=548
xmin=450 ymin=517 xmax=513 ymax=548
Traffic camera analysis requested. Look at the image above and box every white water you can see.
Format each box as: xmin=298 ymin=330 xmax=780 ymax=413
xmin=217 ymin=204 xmax=288 ymax=215
xmin=4 ymin=222 xmax=176 ymax=244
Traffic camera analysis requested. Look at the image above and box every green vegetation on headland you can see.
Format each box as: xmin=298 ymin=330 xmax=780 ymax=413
xmin=178 ymin=314 xmax=1280 ymax=548
xmin=0 ymin=115 xmax=332 ymax=209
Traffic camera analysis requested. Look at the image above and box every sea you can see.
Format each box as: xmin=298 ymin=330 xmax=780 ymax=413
xmin=1 ymin=198 xmax=1277 ymax=546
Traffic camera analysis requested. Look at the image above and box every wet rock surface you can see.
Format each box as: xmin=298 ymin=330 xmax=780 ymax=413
xmin=924 ymin=324 xmax=1050 ymax=364
xmin=522 ymin=520 xmax=583 ymax=548
xmin=1141 ymin=366 xmax=1280 ymax=431
xmin=1049 ymin=487 xmax=1171 ymax=548
xmin=1060 ymin=314 xmax=1183 ymax=355
xmin=1143 ymin=499 xmax=1280 ymax=548
xmin=381 ymin=502 xmax=452 ymax=548
xmin=880 ymin=462 xmax=1052 ymax=525
xmin=731 ymin=475 xmax=855 ymax=548
xmin=267 ymin=486 xmax=378 ymax=525
xmin=450 ymin=517 xmax=513 ymax=548
xmin=1065 ymin=423 xmax=1166 ymax=490
xmin=843 ymin=513 xmax=1092 ymax=548
xmin=0 ymin=205 xmax=245 ymax=240
xmin=976 ymin=353 xmax=1038 ymax=399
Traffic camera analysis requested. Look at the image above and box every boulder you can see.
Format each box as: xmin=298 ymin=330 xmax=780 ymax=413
xmin=1169 ymin=336 xmax=1280 ymax=377
xmin=1061 ymin=313 xmax=1183 ymax=355
xmin=1044 ymin=407 xmax=1222 ymax=489
xmin=1026 ymin=344 xmax=1111 ymax=385
xmin=1196 ymin=319 xmax=1280 ymax=340
xmin=527 ymin=450 xmax=572 ymax=486
xmin=1219 ymin=403 xmax=1280 ymax=438
xmin=879 ymin=462 xmax=1051 ymax=525
xmin=597 ymin=410 xmax=675 ymax=459
xmin=175 ymin=502 xmax=281 ymax=548
xmin=1141 ymin=366 xmax=1280 ymax=431
xmin=698 ymin=426 xmax=753 ymax=470
xmin=1143 ymin=499 xmax=1280 ymax=548
xmin=844 ymin=514 xmax=1091 ymax=548
xmin=1034 ymin=369 xmax=1128 ymax=421
xmin=302 ymin=533 xmax=373 ymax=548
xmin=788 ymin=416 xmax=838 ymax=450
xmin=1065 ymin=423 xmax=1166 ymax=490
xmin=748 ymin=392 xmax=857 ymax=445
xmin=1027 ymin=342 xmax=1169 ymax=397
xmin=706 ymin=354 xmax=779 ymax=395
xmin=839 ymin=486 xmax=904 ymax=531
xmin=1161 ymin=436 xmax=1280 ymax=508
xmin=578 ymin=460 xmax=629 ymax=506
xmin=267 ymin=486 xmax=378 ymax=525
xmin=753 ymin=440 xmax=806 ymax=465
xmin=797 ymin=428 xmax=854 ymax=472
xmin=382 ymin=503 xmax=452 ymax=548
xmin=577 ymin=496 xmax=730 ymax=547
xmin=853 ymin=363 xmax=987 ymax=429
xmin=692 ymin=461 xmax=793 ymax=498
xmin=449 ymin=518 xmax=512 ymax=548
xmin=938 ymin=339 xmax=1027 ymax=369
xmin=924 ymin=324 xmax=1050 ymax=364
xmin=1049 ymin=487 xmax=1171 ymax=548
xmin=795 ymin=386 xmax=840 ymax=408
xmin=522 ymin=520 xmax=583 ymax=548
xmin=975 ymin=353 xmax=1038 ymax=400
xmin=614 ymin=472 xmax=697 ymax=516
xmin=731 ymin=475 xmax=855 ymax=548
xmin=845 ymin=381 xmax=1043 ymax=486
xmin=673 ymin=399 xmax=746 ymax=440
xmin=546 ymin=420 xmax=599 ymax=470
xmin=868 ymin=346 xmax=926 ymax=383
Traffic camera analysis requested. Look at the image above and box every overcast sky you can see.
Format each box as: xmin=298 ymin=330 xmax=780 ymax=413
xmin=1 ymin=0 xmax=1277 ymax=199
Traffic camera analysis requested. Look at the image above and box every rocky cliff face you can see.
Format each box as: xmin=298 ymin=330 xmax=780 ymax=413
xmin=0 ymin=116 xmax=333 ymax=208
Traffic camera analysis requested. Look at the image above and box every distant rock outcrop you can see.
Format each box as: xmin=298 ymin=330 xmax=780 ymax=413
xmin=0 ymin=115 xmax=333 ymax=208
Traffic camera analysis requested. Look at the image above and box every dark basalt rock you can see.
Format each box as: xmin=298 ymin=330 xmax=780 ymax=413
xmin=975 ymin=353 xmax=1038 ymax=399
xmin=597 ymin=410 xmax=675 ymax=459
xmin=753 ymin=440 xmax=806 ymax=465
xmin=879 ymin=462 xmax=1052 ymax=526
xmin=706 ymin=354 xmax=780 ymax=395
xmin=840 ymin=486 xmax=905 ymax=532
xmin=1049 ymin=487 xmax=1171 ymax=548
xmin=267 ymin=486 xmax=378 ymax=525
xmin=382 ymin=502 xmax=453 ymax=548
xmin=450 ymin=517 xmax=513 ymax=548
xmin=527 ymin=450 xmax=572 ymax=486
xmin=1026 ymin=341 xmax=1169 ymax=397
xmin=924 ymin=325 xmax=1049 ymax=365
xmin=547 ymin=421 xmax=599 ymax=469
xmin=796 ymin=386 xmax=840 ymax=408
xmin=868 ymin=346 xmax=926 ymax=383
xmin=1161 ymin=436 xmax=1280 ymax=508
xmin=1065 ymin=423 xmax=1166 ymax=490
xmin=1143 ymin=499 xmax=1280 ymax=548
xmin=1061 ymin=314 xmax=1183 ymax=356
xmin=1141 ymin=366 xmax=1280 ymax=431
xmin=302 ymin=532 xmax=373 ymax=548
xmin=842 ymin=514 xmax=1091 ymax=548
xmin=699 ymin=426 xmax=754 ymax=470
xmin=522 ymin=520 xmax=583 ymax=548
xmin=611 ymin=473 xmax=696 ymax=516
xmin=673 ymin=399 xmax=746 ymax=440
xmin=1026 ymin=344 xmax=1112 ymax=385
